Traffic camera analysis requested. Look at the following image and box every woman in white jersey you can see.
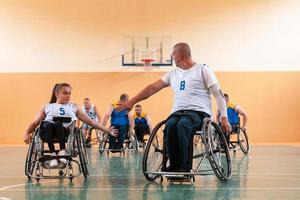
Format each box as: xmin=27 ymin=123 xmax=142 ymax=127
xmin=23 ymin=83 xmax=118 ymax=167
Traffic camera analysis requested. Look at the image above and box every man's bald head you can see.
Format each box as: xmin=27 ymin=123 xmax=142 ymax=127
xmin=173 ymin=42 xmax=192 ymax=58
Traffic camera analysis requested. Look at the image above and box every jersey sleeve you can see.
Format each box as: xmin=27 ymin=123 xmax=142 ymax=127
xmin=44 ymin=104 xmax=49 ymax=114
xmin=202 ymin=65 xmax=218 ymax=88
xmin=71 ymin=103 xmax=78 ymax=113
xmin=161 ymin=71 xmax=171 ymax=86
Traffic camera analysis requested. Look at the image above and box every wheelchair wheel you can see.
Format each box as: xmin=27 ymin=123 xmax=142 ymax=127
xmin=205 ymin=121 xmax=231 ymax=182
xmin=75 ymin=128 xmax=89 ymax=179
xmin=142 ymin=120 xmax=166 ymax=182
xmin=130 ymin=133 xmax=139 ymax=153
xmin=25 ymin=132 xmax=38 ymax=178
xmin=98 ymin=133 xmax=108 ymax=155
xmin=79 ymin=128 xmax=90 ymax=175
xmin=239 ymin=129 xmax=249 ymax=154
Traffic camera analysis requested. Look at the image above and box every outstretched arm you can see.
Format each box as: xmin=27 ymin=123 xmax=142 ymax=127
xmin=235 ymin=105 xmax=248 ymax=130
xmin=102 ymin=105 xmax=113 ymax=127
xmin=24 ymin=106 xmax=46 ymax=144
xmin=116 ymin=80 xmax=168 ymax=111
xmin=76 ymin=107 xmax=118 ymax=137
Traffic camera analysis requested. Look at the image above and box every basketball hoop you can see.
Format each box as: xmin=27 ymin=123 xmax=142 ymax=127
xmin=141 ymin=58 xmax=155 ymax=66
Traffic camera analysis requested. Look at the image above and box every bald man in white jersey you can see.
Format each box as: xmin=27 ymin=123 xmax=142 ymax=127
xmin=117 ymin=42 xmax=230 ymax=172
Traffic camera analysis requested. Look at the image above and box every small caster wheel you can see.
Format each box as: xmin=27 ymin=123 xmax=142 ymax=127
xmin=160 ymin=176 xmax=163 ymax=183
xmin=192 ymin=176 xmax=195 ymax=182
xmin=59 ymin=169 xmax=64 ymax=176
xmin=36 ymin=175 xmax=40 ymax=183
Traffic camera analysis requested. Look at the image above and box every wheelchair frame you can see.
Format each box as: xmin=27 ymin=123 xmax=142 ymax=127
xmin=142 ymin=117 xmax=232 ymax=183
xmin=80 ymin=123 xmax=102 ymax=147
xmin=24 ymin=121 xmax=89 ymax=182
xmin=98 ymin=130 xmax=139 ymax=155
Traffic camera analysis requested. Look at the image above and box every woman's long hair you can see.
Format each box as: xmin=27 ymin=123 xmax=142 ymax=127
xmin=49 ymin=83 xmax=60 ymax=103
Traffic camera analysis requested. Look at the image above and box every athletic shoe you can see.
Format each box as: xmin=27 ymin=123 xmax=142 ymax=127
xmin=58 ymin=149 xmax=67 ymax=164
xmin=50 ymin=152 xmax=58 ymax=167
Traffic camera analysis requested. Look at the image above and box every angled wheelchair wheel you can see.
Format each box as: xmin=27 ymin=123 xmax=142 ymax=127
xmin=98 ymin=133 xmax=108 ymax=155
xmin=80 ymin=128 xmax=90 ymax=175
xmin=25 ymin=132 xmax=38 ymax=178
xmin=75 ymin=128 xmax=89 ymax=179
xmin=80 ymin=128 xmax=90 ymax=168
xmin=142 ymin=120 xmax=166 ymax=182
xmin=130 ymin=133 xmax=139 ymax=153
xmin=206 ymin=121 xmax=232 ymax=182
xmin=239 ymin=129 xmax=249 ymax=154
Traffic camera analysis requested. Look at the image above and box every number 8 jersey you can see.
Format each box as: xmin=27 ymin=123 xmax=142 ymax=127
xmin=161 ymin=64 xmax=218 ymax=116
xmin=44 ymin=103 xmax=78 ymax=126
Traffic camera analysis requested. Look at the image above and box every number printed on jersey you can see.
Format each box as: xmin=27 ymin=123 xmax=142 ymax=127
xmin=60 ymin=107 xmax=65 ymax=115
xmin=180 ymin=81 xmax=186 ymax=90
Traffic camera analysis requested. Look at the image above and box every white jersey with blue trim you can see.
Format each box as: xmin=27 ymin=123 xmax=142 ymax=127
xmin=161 ymin=63 xmax=218 ymax=116
xmin=44 ymin=103 xmax=78 ymax=126
xmin=82 ymin=105 xmax=98 ymax=121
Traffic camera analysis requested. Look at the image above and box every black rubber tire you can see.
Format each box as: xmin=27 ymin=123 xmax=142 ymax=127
xmin=239 ymin=129 xmax=249 ymax=154
xmin=79 ymin=129 xmax=90 ymax=175
xmin=25 ymin=131 xmax=37 ymax=178
xmin=75 ymin=128 xmax=89 ymax=179
xmin=206 ymin=121 xmax=232 ymax=182
xmin=142 ymin=120 xmax=166 ymax=182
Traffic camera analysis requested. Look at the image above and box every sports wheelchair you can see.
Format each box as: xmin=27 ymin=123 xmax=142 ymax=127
xmin=25 ymin=118 xmax=89 ymax=182
xmin=80 ymin=123 xmax=102 ymax=148
xmin=98 ymin=129 xmax=139 ymax=155
xmin=142 ymin=113 xmax=232 ymax=183
xmin=227 ymin=118 xmax=249 ymax=154
xmin=134 ymin=124 xmax=150 ymax=149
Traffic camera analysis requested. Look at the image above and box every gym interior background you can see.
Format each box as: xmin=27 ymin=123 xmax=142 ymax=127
xmin=1 ymin=1 xmax=300 ymax=200
xmin=0 ymin=0 xmax=299 ymax=144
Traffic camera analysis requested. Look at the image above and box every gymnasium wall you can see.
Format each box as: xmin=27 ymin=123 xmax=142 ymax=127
xmin=0 ymin=0 xmax=299 ymax=144
xmin=0 ymin=72 xmax=299 ymax=144
xmin=0 ymin=0 xmax=300 ymax=72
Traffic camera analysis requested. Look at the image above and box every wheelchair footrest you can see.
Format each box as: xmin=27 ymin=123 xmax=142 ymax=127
xmin=38 ymin=155 xmax=71 ymax=162
xmin=41 ymin=162 xmax=67 ymax=169
xmin=166 ymin=175 xmax=192 ymax=182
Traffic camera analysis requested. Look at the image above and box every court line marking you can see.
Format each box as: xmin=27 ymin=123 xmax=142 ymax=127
xmin=1 ymin=173 xmax=300 ymax=178
xmin=0 ymin=180 xmax=55 ymax=192
xmin=0 ymin=197 xmax=12 ymax=200
xmin=0 ymin=184 xmax=28 ymax=191
xmin=1 ymin=188 xmax=300 ymax=192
